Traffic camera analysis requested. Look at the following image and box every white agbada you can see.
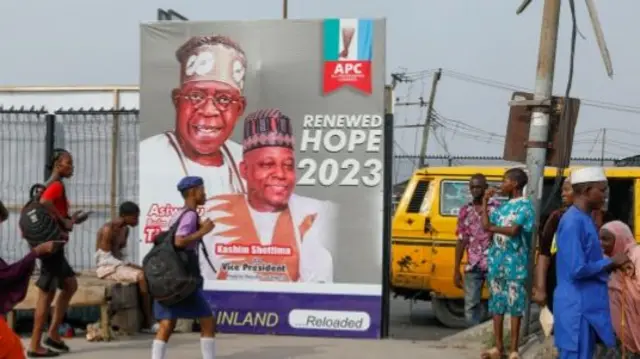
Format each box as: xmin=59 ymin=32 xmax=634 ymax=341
xmin=139 ymin=36 xmax=249 ymax=260
xmin=138 ymin=133 xmax=245 ymax=259
xmin=140 ymin=132 xmax=245 ymax=197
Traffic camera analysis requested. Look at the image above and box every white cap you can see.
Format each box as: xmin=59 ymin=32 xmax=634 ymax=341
xmin=181 ymin=44 xmax=246 ymax=90
xmin=570 ymin=167 xmax=607 ymax=184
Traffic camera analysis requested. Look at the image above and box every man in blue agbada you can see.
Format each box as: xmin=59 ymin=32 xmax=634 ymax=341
xmin=554 ymin=167 xmax=630 ymax=359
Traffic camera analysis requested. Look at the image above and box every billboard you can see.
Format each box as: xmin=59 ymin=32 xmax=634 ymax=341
xmin=139 ymin=19 xmax=386 ymax=338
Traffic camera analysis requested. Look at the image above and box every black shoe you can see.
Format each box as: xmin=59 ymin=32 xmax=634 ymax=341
xmin=26 ymin=348 xmax=60 ymax=357
xmin=43 ymin=337 xmax=70 ymax=353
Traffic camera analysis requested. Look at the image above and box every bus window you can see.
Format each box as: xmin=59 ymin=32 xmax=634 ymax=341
xmin=406 ymin=180 xmax=431 ymax=213
xmin=439 ymin=180 xmax=507 ymax=217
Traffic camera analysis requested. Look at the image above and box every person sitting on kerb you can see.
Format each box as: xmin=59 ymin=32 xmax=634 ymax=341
xmin=95 ymin=201 xmax=153 ymax=330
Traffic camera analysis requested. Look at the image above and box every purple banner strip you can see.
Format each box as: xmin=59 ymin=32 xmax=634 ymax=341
xmin=202 ymin=290 xmax=382 ymax=339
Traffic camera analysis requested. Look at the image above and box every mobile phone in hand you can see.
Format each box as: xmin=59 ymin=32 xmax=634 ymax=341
xmin=76 ymin=210 xmax=93 ymax=219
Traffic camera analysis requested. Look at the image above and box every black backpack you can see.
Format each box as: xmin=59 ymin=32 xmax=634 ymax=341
xmin=19 ymin=183 xmax=64 ymax=247
xmin=142 ymin=210 xmax=200 ymax=306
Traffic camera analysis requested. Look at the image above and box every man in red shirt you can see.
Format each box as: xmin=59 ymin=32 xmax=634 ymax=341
xmin=28 ymin=149 xmax=90 ymax=358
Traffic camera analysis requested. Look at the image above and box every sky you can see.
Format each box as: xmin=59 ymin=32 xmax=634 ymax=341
xmin=1 ymin=0 xmax=639 ymax=165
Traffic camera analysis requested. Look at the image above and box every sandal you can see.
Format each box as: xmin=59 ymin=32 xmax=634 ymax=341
xmin=26 ymin=348 xmax=60 ymax=357
xmin=508 ymin=352 xmax=521 ymax=359
xmin=481 ymin=347 xmax=503 ymax=359
xmin=43 ymin=337 xmax=70 ymax=353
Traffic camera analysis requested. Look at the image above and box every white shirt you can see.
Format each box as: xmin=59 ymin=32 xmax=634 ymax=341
xmin=248 ymin=207 xmax=279 ymax=246
xmin=138 ymin=132 xmax=245 ymax=260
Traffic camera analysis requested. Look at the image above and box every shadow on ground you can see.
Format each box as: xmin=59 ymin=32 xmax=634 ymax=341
xmin=14 ymin=295 xmax=463 ymax=345
xmin=388 ymin=296 xmax=461 ymax=341
xmin=218 ymin=345 xmax=325 ymax=359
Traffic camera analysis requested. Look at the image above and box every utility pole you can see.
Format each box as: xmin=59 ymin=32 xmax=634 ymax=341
xmin=522 ymin=0 xmax=561 ymax=340
xmin=600 ymin=128 xmax=606 ymax=166
xmin=418 ymin=68 xmax=442 ymax=168
xmin=283 ymin=0 xmax=288 ymax=19
xmin=381 ymin=84 xmax=394 ymax=339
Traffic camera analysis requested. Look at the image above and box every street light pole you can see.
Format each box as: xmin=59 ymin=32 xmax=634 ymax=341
xmin=522 ymin=0 xmax=562 ymax=340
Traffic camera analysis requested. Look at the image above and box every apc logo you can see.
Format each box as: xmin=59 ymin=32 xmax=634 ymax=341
xmin=322 ymin=18 xmax=373 ymax=95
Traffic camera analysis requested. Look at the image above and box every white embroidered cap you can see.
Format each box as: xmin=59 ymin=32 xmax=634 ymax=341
xmin=176 ymin=35 xmax=247 ymax=91
xmin=570 ymin=167 xmax=607 ymax=184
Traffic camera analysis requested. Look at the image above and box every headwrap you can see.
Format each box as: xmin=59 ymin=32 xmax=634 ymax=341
xmin=601 ymin=220 xmax=640 ymax=353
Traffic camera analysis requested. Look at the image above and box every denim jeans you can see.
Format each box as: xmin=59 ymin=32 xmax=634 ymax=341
xmin=464 ymin=269 xmax=487 ymax=325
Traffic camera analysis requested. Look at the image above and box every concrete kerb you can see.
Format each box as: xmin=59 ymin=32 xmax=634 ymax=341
xmin=439 ymin=318 xmax=496 ymax=344
xmin=521 ymin=336 xmax=555 ymax=359
xmin=440 ymin=317 xmax=551 ymax=358
xmin=440 ymin=314 xmax=543 ymax=342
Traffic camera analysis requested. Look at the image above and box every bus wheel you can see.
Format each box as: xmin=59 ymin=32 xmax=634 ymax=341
xmin=431 ymin=297 xmax=468 ymax=329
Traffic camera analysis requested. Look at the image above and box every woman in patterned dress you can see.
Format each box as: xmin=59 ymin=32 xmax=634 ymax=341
xmin=480 ymin=168 xmax=535 ymax=359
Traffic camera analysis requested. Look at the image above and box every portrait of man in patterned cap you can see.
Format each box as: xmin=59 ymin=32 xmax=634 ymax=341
xmin=200 ymin=109 xmax=338 ymax=284
xmin=140 ymin=35 xmax=248 ymax=203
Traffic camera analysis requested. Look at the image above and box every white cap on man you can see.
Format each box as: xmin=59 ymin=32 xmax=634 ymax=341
xmin=176 ymin=35 xmax=247 ymax=91
xmin=570 ymin=167 xmax=607 ymax=184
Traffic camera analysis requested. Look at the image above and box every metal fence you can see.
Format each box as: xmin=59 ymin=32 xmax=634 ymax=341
xmin=0 ymin=108 xmax=49 ymax=264
xmin=0 ymin=92 xmax=628 ymax=272
xmin=0 ymin=107 xmax=139 ymax=270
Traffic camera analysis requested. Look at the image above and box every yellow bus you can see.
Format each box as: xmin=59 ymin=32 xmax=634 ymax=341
xmin=391 ymin=165 xmax=639 ymax=328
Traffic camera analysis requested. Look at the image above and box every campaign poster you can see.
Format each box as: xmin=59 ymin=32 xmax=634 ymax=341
xmin=139 ymin=19 xmax=386 ymax=338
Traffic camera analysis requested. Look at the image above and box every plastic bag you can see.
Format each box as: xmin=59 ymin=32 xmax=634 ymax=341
xmin=540 ymin=305 xmax=554 ymax=337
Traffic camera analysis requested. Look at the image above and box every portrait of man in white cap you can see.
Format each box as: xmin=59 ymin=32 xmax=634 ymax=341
xmin=140 ymin=35 xmax=248 ymax=203
xmin=200 ymin=108 xmax=338 ymax=284
xmin=553 ymin=167 xmax=629 ymax=359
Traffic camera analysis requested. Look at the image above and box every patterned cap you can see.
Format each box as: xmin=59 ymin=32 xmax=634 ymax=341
xmin=242 ymin=109 xmax=294 ymax=153
xmin=176 ymin=35 xmax=247 ymax=91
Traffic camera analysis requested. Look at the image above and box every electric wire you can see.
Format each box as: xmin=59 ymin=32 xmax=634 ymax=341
xmin=586 ymin=129 xmax=602 ymax=157
xmin=397 ymin=108 xmax=637 ymax=157
xmin=391 ymin=62 xmax=639 ymax=166
xmin=394 ymin=69 xmax=640 ymax=114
